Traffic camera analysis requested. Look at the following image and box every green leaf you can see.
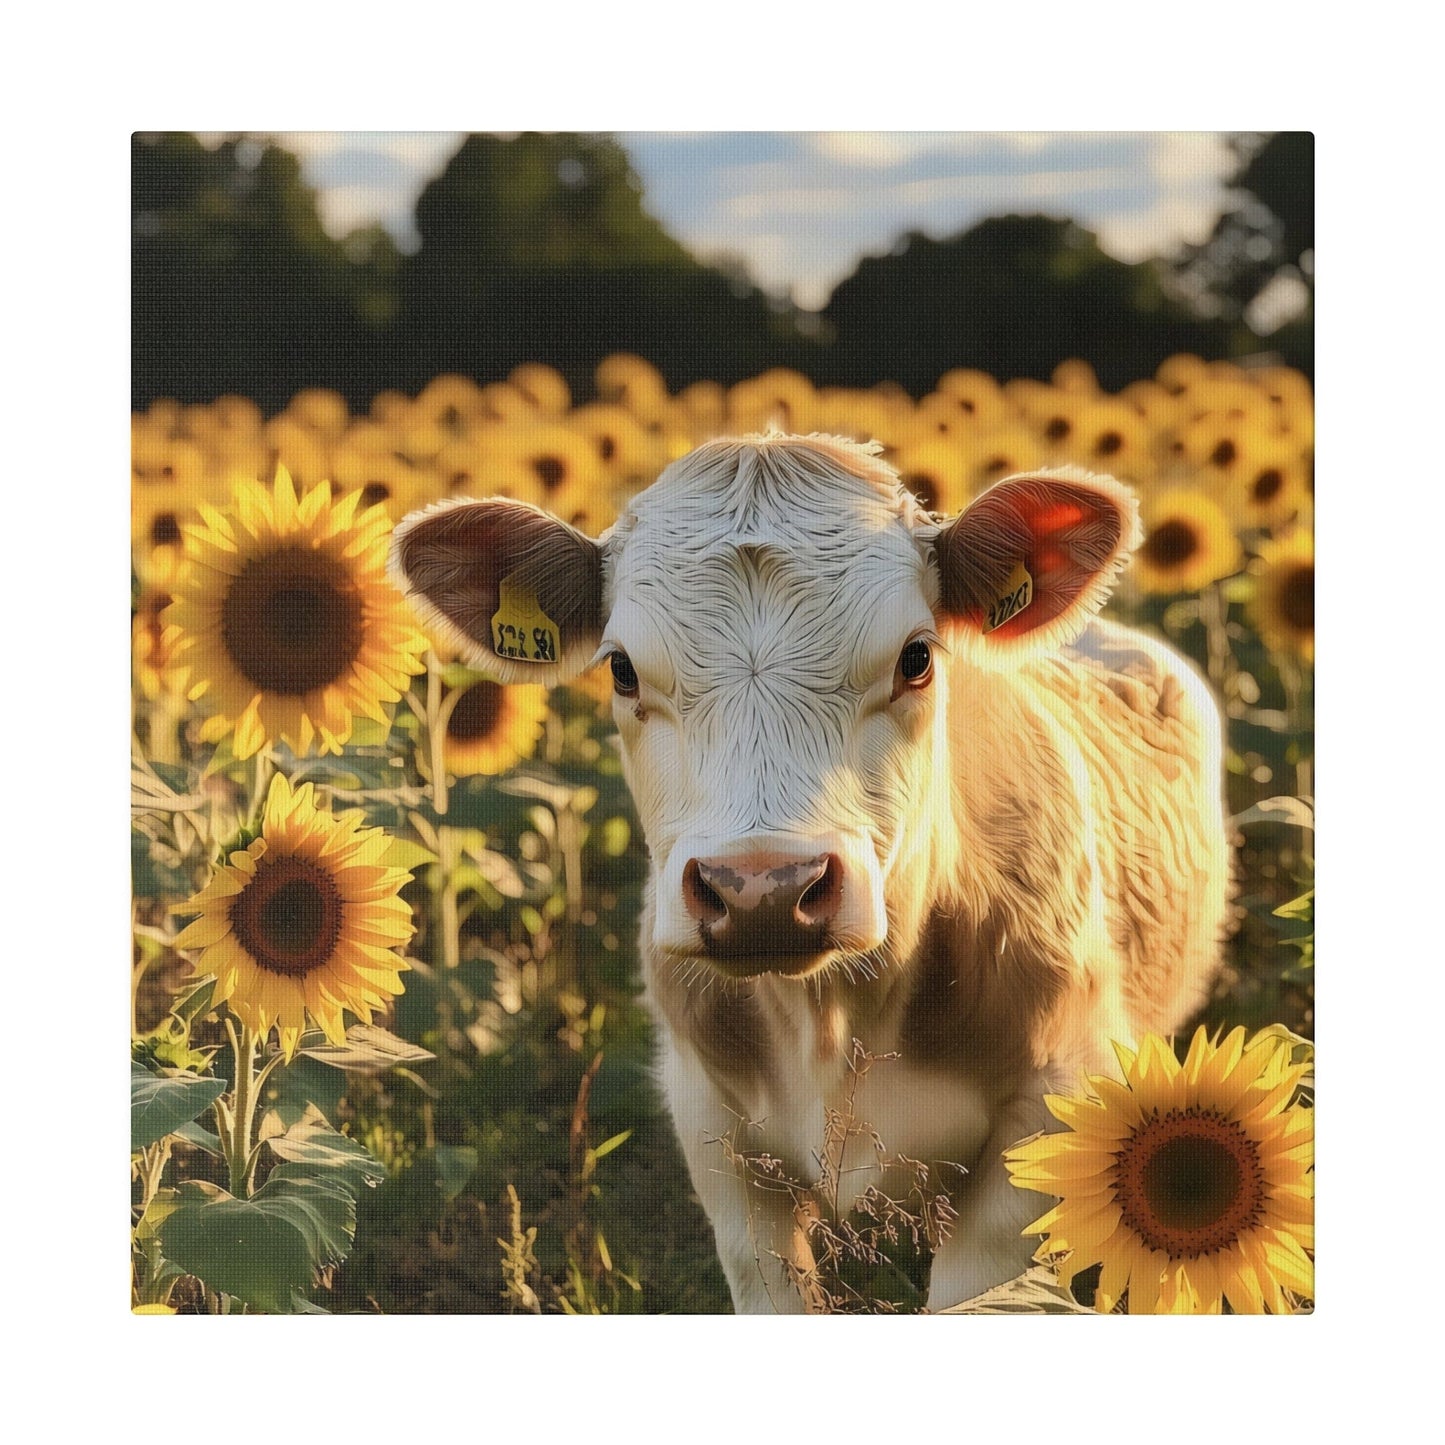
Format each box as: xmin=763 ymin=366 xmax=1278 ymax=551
xmin=156 ymin=1172 xmax=357 ymax=1313
xmin=346 ymin=714 xmax=394 ymax=748
xmin=432 ymin=1145 xmax=479 ymax=1201
xmin=382 ymin=836 xmax=439 ymax=873
xmin=437 ymin=661 xmax=499 ymax=689
xmin=257 ymin=1051 xmax=347 ymax=1130
xmin=172 ymin=976 xmax=218 ymax=1027
xmin=131 ymin=758 xmax=210 ymax=815
xmin=298 ymin=1024 xmax=436 ymax=1074
xmin=590 ymin=1129 xmax=632 ymax=1162
xmin=132 ymin=1065 xmax=226 ymax=1152
xmin=173 ymin=1120 xmax=223 ymax=1156
xmin=265 ymin=1108 xmax=387 ymax=1189
xmin=1274 ymin=888 xmax=1314 ymax=921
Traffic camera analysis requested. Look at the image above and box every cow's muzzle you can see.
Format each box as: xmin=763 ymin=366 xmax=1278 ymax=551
xmin=683 ymin=851 xmax=841 ymax=962
xmin=654 ymin=836 xmax=887 ymax=975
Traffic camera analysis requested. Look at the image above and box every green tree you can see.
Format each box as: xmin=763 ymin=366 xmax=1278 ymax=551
xmin=1172 ymin=132 xmax=1313 ymax=374
xmin=132 ymin=133 xmax=400 ymax=411
xmin=818 ymin=215 xmax=1234 ymax=394
xmin=394 ymin=132 xmax=812 ymax=398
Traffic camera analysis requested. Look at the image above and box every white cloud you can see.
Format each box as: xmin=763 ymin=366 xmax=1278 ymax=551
xmin=311 ymin=183 xmax=400 ymax=240
xmin=1092 ymin=195 xmax=1223 ymax=263
xmin=1151 ymin=131 xmax=1236 ymax=185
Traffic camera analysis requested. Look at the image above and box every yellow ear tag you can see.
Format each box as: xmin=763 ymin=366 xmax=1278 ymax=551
xmin=491 ymin=576 xmax=561 ymax=663
xmin=983 ymin=561 xmax=1034 ymax=633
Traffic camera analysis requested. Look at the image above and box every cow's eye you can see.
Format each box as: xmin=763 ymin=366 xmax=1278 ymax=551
xmin=899 ymin=639 xmax=933 ymax=684
xmin=610 ymin=650 xmax=639 ymax=697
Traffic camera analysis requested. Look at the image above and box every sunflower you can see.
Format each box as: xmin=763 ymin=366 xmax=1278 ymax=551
xmin=960 ymin=423 xmax=1044 ymax=493
xmin=261 ymin=416 xmax=331 ymax=489
xmin=727 ymin=369 xmax=817 ymax=433
xmin=1005 ymin=1028 xmax=1314 ymax=1314
xmin=1250 ymin=533 xmax=1314 ymax=663
xmin=1130 ymin=491 xmax=1242 ymax=594
xmin=441 ymin=680 xmax=549 ymax=777
xmin=568 ymin=402 xmax=662 ymax=481
xmin=885 ymin=437 xmax=970 ymax=515
xmin=935 ymin=368 xmax=1010 ymax=424
xmin=163 ymin=468 xmax=427 ymax=759
xmin=509 ymin=362 xmax=571 ymax=416
xmin=1229 ymin=439 xmax=1312 ymax=533
xmin=283 ymin=388 xmax=351 ymax=441
xmin=413 ymin=373 xmax=488 ymax=430
xmin=173 ymin=772 xmax=415 ymax=1059
xmin=1051 ymin=358 xmax=1101 ymax=395
xmin=133 ymin=588 xmax=182 ymax=702
xmin=595 ymin=353 xmax=668 ymax=417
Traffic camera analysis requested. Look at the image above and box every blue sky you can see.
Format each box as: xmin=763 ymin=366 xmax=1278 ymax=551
xmin=229 ymin=131 xmax=1244 ymax=313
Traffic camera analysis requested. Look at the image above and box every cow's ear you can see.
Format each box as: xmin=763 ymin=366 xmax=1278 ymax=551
xmin=389 ymin=497 xmax=606 ymax=684
xmin=929 ymin=467 xmax=1140 ymax=660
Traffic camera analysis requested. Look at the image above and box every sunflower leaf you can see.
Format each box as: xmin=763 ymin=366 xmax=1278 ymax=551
xmin=173 ymin=1120 xmax=223 ymax=1156
xmin=266 ymin=1107 xmax=388 ymax=1189
xmin=298 ymin=1024 xmax=437 ymax=1074
xmin=131 ymin=1064 xmax=227 ymax=1152
xmin=155 ymin=1170 xmax=359 ymax=1313
xmin=437 ymin=661 xmax=500 ymax=690
xmin=432 ymin=1144 xmax=480 ymax=1201
xmin=172 ymin=975 xmax=218 ymax=1027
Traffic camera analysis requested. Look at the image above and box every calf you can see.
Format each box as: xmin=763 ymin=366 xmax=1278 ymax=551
xmin=390 ymin=432 xmax=1230 ymax=1312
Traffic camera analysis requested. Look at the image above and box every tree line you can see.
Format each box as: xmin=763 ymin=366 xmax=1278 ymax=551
xmin=132 ymin=131 xmax=1312 ymax=413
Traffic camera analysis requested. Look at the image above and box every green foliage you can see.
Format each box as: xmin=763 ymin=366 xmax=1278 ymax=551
xmin=298 ymin=1025 xmax=437 ymax=1074
xmin=131 ymin=1065 xmax=226 ymax=1153
xmin=154 ymin=1112 xmax=385 ymax=1313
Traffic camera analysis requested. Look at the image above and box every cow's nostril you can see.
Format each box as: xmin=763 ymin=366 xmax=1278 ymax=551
xmin=796 ymin=855 xmax=842 ymax=927
xmin=683 ymin=858 xmax=728 ymax=925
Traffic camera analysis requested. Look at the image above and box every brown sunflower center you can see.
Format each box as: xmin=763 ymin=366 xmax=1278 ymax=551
xmin=900 ymin=472 xmax=939 ymax=510
xmin=360 ymin=482 xmax=392 ymax=509
xmin=151 ymin=513 xmax=182 ymax=547
xmin=1252 ymin=468 xmax=1285 ymax=503
xmin=1045 ymin=416 xmax=1071 ymax=441
xmin=1143 ymin=519 xmax=1200 ymax=569
xmin=1095 ymin=430 xmax=1124 ymax=457
xmin=1210 ymin=439 xmax=1238 ymax=468
xmin=221 ymin=544 xmax=364 ymax=696
xmin=533 ymin=456 xmax=566 ymax=491
xmin=1280 ymin=565 xmax=1314 ymax=632
xmin=229 ymin=854 xmax=344 ymax=978
xmin=1113 ymin=1108 xmax=1265 ymax=1257
xmin=447 ymin=683 xmax=505 ymax=742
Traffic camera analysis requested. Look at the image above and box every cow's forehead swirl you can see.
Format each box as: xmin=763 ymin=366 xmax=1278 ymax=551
xmin=603 ymin=436 xmax=935 ymax=701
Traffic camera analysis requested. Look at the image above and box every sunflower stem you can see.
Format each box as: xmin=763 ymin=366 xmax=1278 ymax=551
xmin=1200 ymin=584 xmax=1231 ymax=692
xmin=248 ymin=749 xmax=276 ymax=826
xmin=438 ymin=825 xmax=461 ymax=970
xmin=224 ymin=1017 xmax=261 ymax=1199
xmin=1281 ymin=656 xmax=1311 ymax=805
xmin=426 ymin=654 xmax=450 ymax=817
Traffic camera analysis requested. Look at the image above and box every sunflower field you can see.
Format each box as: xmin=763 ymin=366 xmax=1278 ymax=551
xmin=131 ymin=352 xmax=1314 ymax=1315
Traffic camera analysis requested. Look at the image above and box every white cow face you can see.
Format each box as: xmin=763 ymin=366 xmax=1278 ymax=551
xmin=391 ymin=433 xmax=1138 ymax=980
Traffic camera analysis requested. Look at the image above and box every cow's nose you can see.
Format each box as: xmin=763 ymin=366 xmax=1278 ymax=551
xmin=682 ymin=852 xmax=842 ymax=956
